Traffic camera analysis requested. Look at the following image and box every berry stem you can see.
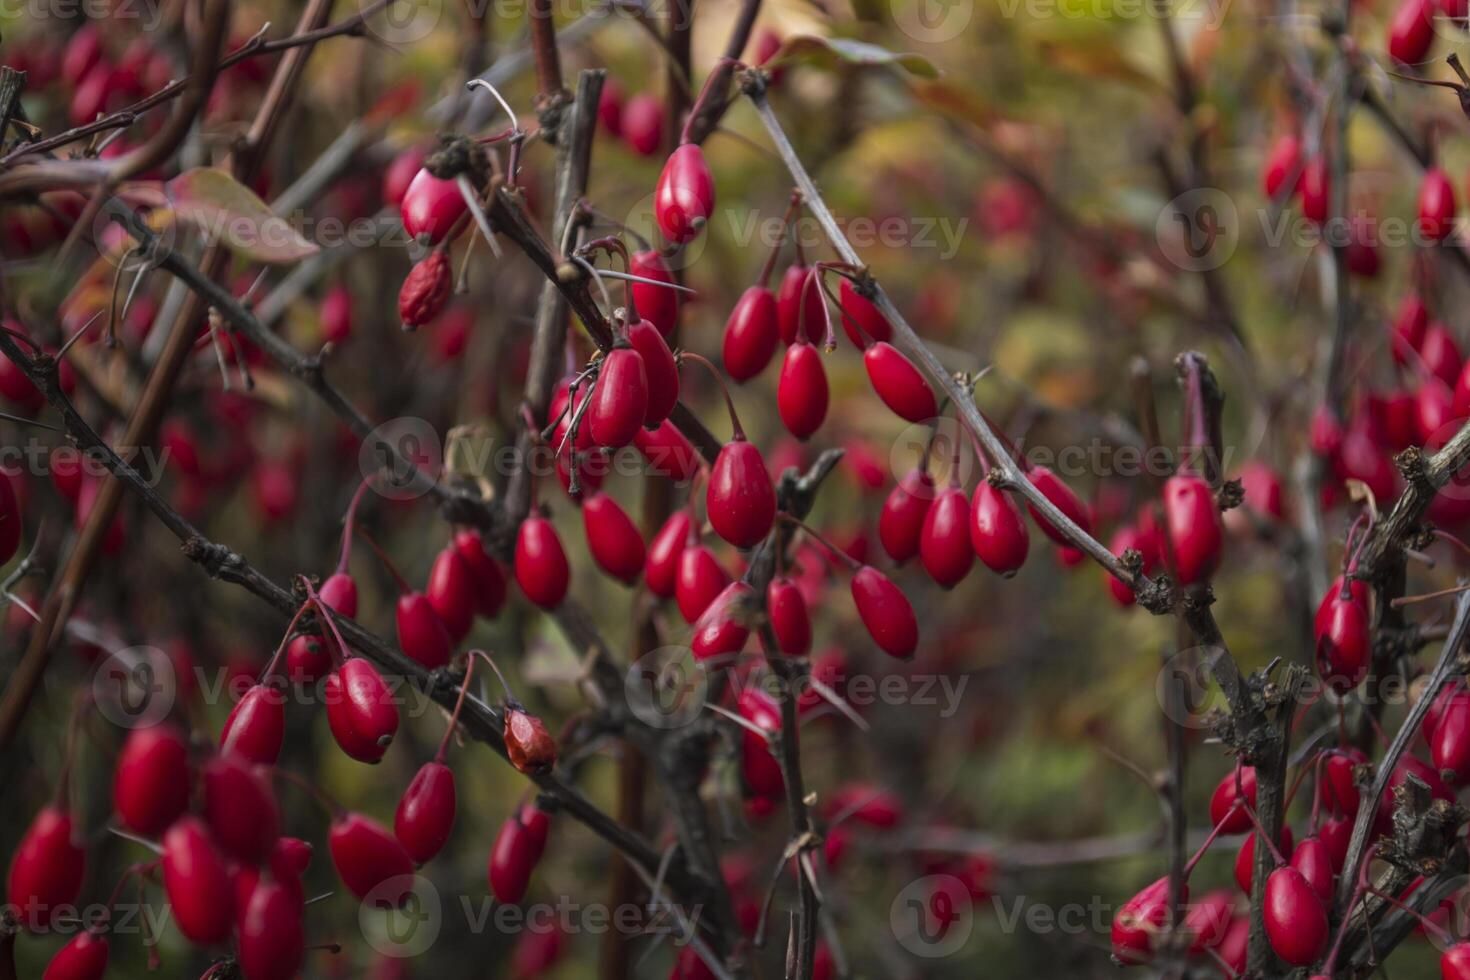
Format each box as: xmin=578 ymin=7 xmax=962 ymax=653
xmin=261 ymin=597 xmax=318 ymax=680
xmin=354 ymin=527 xmax=413 ymax=595
xmin=299 ymin=575 xmax=356 ymax=664
xmin=758 ymin=191 xmax=802 ymax=288
xmin=271 ymin=766 xmax=342 ymax=819
xmin=434 ymin=655 xmax=479 ymax=764
xmin=796 ymin=262 xmax=834 ymax=352
xmin=679 ymin=351 xmax=747 ymax=441
xmin=468 ymin=648 xmax=518 ymax=704
xmin=679 ymin=57 xmax=739 ymax=145
xmin=336 ymin=478 xmax=373 ymax=575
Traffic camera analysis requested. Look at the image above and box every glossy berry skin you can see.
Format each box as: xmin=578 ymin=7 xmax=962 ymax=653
xmin=628 ymin=318 xmax=679 ymax=425
xmin=1388 ymin=0 xmax=1435 ymax=65
xmin=634 ymin=420 xmax=701 ymax=482
xmin=1299 ymin=157 xmax=1330 ymax=224
xmin=1235 ymin=826 xmax=1295 ymax=893
xmin=1419 ymin=168 xmax=1458 ymax=242
xmin=42 ymin=930 xmax=109 ymax=980
xmin=221 ymin=683 xmax=286 ymax=765
xmin=850 ymin=566 xmax=918 ymax=659
xmin=646 ymin=510 xmax=693 ymax=598
xmin=630 ymin=250 xmax=678 ymax=338
xmin=863 ymin=342 xmax=937 ymax=422
xmin=515 ymin=515 xmax=571 ymax=609
xmin=1261 ymin=133 xmax=1302 ymax=200
xmin=707 ymin=440 xmax=777 ymax=548
xmin=838 ymin=278 xmax=891 ymax=346
xmin=767 ymin=577 xmax=812 ymax=656
xmin=1443 ymin=943 xmax=1470 ymax=979
xmin=325 ymin=658 xmax=399 ymax=764
xmin=330 ymin=813 xmax=414 ymax=905
xmin=1183 ymin=889 xmax=1233 ymax=953
xmin=691 ymin=582 xmax=753 ymax=660
xmin=1162 ymin=474 xmax=1223 ymax=585
xmin=676 ymin=543 xmax=729 ymax=622
xmin=778 ymin=341 xmax=829 ymax=440
xmin=427 ymin=544 xmax=476 ymax=642
xmin=1111 ymin=877 xmax=1180 ymax=966
xmin=1319 ymin=747 xmax=1365 ymax=815
xmin=394 ymin=761 xmax=456 ymax=863
xmin=397 ymin=591 xmax=454 ymax=669
xmin=320 ymin=571 xmax=358 ymax=617
xmin=1209 ymin=767 xmax=1257 ymax=834
xmin=880 ymin=468 xmax=935 ymax=563
xmin=1432 ymin=691 xmax=1470 ymax=785
xmin=621 ymin=93 xmax=663 ymax=157
xmin=400 ymin=168 xmax=466 ymax=244
xmin=399 ymin=251 xmax=453 ymax=328
xmin=113 ymin=723 xmax=190 ymax=836
xmin=1025 ymin=467 xmax=1092 ymax=544
xmin=162 ymin=817 xmax=235 ymax=944
xmin=285 ymin=633 xmax=332 ymax=683
xmin=1105 ymin=524 xmax=1152 ymax=607
xmin=738 ymin=688 xmax=784 ymax=799
xmin=777 ymin=265 xmax=825 ymax=345
xmin=654 ymin=144 xmax=715 ymax=244
xmin=237 ymin=878 xmax=305 ymax=980
xmin=1291 ymin=836 xmax=1336 ymax=903
xmin=723 ymin=286 xmax=781 ymax=382
xmin=505 ymin=709 xmax=557 ymax=774
xmin=1315 ymin=591 xmax=1370 ymax=694
xmin=454 ymin=529 xmax=508 ymax=619
xmin=201 ymin=754 xmax=280 ymax=864
xmin=970 ymin=482 xmax=1029 ymax=576
xmin=583 ymin=492 xmax=646 ymax=584
xmin=382 ymin=145 xmax=428 ymax=208
xmin=489 ymin=813 xmax=539 ymax=903
xmin=8 ymin=806 xmax=85 ymax=930
xmin=920 ymin=487 xmax=974 ymax=588
xmin=1264 ymin=866 xmax=1328 ymax=966
xmin=589 ymin=347 xmax=649 ymax=450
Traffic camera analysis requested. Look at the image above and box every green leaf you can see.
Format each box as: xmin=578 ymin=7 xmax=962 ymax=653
xmin=771 ymin=35 xmax=941 ymax=79
xmin=165 ymin=168 xmax=319 ymax=264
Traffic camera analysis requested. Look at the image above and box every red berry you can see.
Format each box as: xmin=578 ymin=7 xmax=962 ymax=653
xmin=397 ymin=591 xmax=454 ymax=669
xmin=1105 ymin=524 xmax=1153 ymax=607
xmin=1419 ymin=168 xmax=1458 ymax=242
xmin=201 ymin=754 xmax=279 ymax=865
xmin=325 ymin=658 xmax=400 ymax=764
xmin=630 ymin=250 xmax=678 ymax=338
xmin=598 ymin=78 xmax=624 ymax=136
xmin=850 ymin=565 xmax=918 ymax=659
xmin=723 ymin=285 xmax=781 ymax=381
xmin=504 ymin=708 xmax=557 ymax=774
xmin=676 ymin=542 xmax=729 ymax=622
xmin=628 ymin=318 xmax=680 ymax=425
xmin=647 ymin=510 xmax=693 ymax=598
xmin=329 ymin=812 xmax=413 ymax=904
xmin=863 ymin=342 xmax=936 ymax=422
xmin=454 ymin=529 xmax=508 ymax=619
xmin=1209 ymin=766 xmax=1257 ymax=834
xmin=838 ymin=278 xmax=891 ymax=346
xmin=382 ymin=145 xmax=428 ymax=208
xmin=1393 ymin=294 xmax=1430 ymax=365
xmin=1262 ymin=132 xmax=1302 ymax=199
xmin=621 ymin=93 xmax=663 ymax=157
xmin=1111 ymin=877 xmax=1179 ymax=966
xmin=60 ymin=24 xmax=102 ymax=86
xmin=321 ymin=283 xmax=353 ymax=343
xmin=8 ymin=805 xmax=85 ymax=930
xmin=654 ymin=144 xmax=715 ymax=244
xmin=427 ymin=544 xmax=476 ymax=642
xmin=162 ymin=816 xmax=235 ymax=943
xmin=489 ymin=812 xmax=540 ymax=903
xmin=1315 ymin=590 xmax=1370 ymax=694
xmin=970 ymin=482 xmax=1029 ymax=576
xmin=399 ymin=251 xmax=452 ymax=328
xmin=1319 ymin=747 xmax=1365 ymax=815
xmin=880 ymin=468 xmax=935 ymax=563
xmin=400 ymin=168 xmax=466 ymax=244
xmin=394 ymin=761 xmax=457 ymax=863
xmin=738 ymin=688 xmax=784 ymax=799
xmin=583 ymin=492 xmax=646 ymax=584
xmin=320 ymin=571 xmax=358 ymax=617
xmin=1025 ymin=466 xmax=1092 ymax=544
xmin=691 ymin=581 xmax=753 ymax=660
xmin=777 ymin=265 xmax=825 ymax=346
xmin=777 ymin=341 xmax=829 ymax=440
xmin=42 ymin=930 xmax=108 ymax=980
xmin=1183 ymin=889 xmax=1234 ymax=953
xmin=0 ymin=470 xmax=19 ymax=569
xmin=920 ymin=486 xmax=974 ymax=588
xmin=1264 ymin=866 xmax=1328 ymax=966
xmin=1433 ymin=691 xmax=1470 ymax=784
xmin=1162 ymin=474 xmax=1223 ymax=585
xmin=515 ymin=515 xmax=571 ymax=609
xmin=1290 ymin=836 xmax=1336 ymax=903
xmin=589 ymin=346 xmax=649 ymax=449
xmin=766 ymin=576 xmax=812 ymax=656
xmin=1422 ymin=322 xmax=1464 ymax=388
xmin=1388 ymin=0 xmax=1435 ymax=65
xmin=285 ymin=634 xmax=332 ymax=683
xmin=221 ymin=683 xmax=285 ymax=765
xmin=634 ymin=419 xmax=701 ymax=482
xmin=1299 ymin=157 xmax=1329 ymax=224
xmin=707 ymin=440 xmax=777 ymax=548
xmin=238 ymin=877 xmax=305 ymax=980
xmin=113 ymin=723 xmax=190 ymax=837
xmin=1444 ymin=943 xmax=1470 ymax=979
